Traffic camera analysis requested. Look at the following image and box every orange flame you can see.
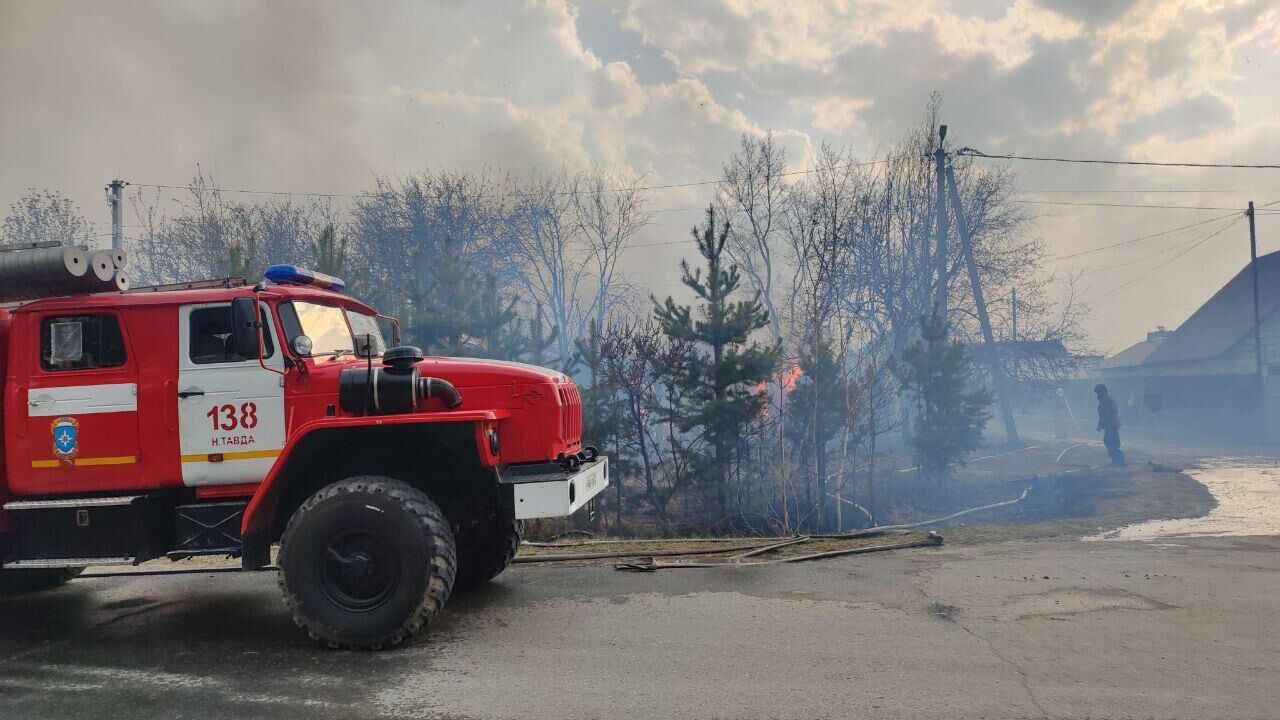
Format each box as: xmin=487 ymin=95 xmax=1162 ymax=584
xmin=778 ymin=364 xmax=803 ymax=392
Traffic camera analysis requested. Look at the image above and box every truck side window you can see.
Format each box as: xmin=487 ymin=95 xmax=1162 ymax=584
xmin=277 ymin=301 xmax=304 ymax=351
xmin=40 ymin=314 xmax=127 ymax=371
xmin=189 ymin=306 xmax=275 ymax=364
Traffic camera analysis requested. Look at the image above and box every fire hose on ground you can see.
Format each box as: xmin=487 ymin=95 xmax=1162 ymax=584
xmin=614 ymin=533 xmax=944 ymax=572
xmin=516 ymin=484 xmax=1032 ymax=570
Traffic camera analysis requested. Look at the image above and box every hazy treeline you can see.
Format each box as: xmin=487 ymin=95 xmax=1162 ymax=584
xmin=1 ymin=103 xmax=1084 ymax=535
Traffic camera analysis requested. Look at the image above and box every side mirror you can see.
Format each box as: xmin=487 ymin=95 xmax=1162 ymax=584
xmin=379 ymin=314 xmax=402 ymax=346
xmin=231 ymin=297 xmax=261 ymax=358
xmin=354 ymin=333 xmax=377 ymax=358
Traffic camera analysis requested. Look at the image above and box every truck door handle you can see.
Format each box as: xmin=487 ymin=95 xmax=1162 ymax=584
xmin=177 ymin=390 xmax=205 ymax=399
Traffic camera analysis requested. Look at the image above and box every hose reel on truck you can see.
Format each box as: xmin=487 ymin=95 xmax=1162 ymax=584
xmin=0 ymin=242 xmax=129 ymax=303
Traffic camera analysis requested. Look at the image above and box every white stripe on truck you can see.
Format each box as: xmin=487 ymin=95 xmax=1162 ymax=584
xmin=27 ymin=383 xmax=138 ymax=417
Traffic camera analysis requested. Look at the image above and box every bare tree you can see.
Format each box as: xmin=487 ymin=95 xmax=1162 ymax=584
xmin=780 ymin=143 xmax=870 ymax=530
xmin=717 ymin=133 xmax=790 ymax=344
xmin=498 ymin=169 xmax=651 ymax=369
xmin=350 ymin=168 xmax=508 ymax=315
xmin=599 ymin=320 xmax=702 ymax=534
xmin=127 ymin=172 xmax=232 ymax=284
xmin=3 ymin=189 xmax=96 ymax=247
xmin=500 ymin=172 xmax=585 ymax=368
xmin=126 ymin=171 xmax=338 ymax=286
xmin=571 ymin=169 xmax=651 ymax=331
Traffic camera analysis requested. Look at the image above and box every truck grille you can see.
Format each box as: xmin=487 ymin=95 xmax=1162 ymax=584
xmin=558 ymin=384 xmax=582 ymax=445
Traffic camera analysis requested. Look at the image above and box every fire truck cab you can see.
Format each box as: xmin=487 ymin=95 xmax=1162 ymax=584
xmin=0 ymin=265 xmax=607 ymax=649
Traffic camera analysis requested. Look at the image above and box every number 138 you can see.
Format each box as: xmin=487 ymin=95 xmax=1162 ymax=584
xmin=207 ymin=402 xmax=258 ymax=431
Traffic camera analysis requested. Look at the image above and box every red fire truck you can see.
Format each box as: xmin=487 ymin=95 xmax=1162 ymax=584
xmin=0 ymin=258 xmax=607 ymax=649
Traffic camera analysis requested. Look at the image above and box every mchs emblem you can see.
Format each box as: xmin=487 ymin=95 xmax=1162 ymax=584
xmin=51 ymin=416 xmax=79 ymax=463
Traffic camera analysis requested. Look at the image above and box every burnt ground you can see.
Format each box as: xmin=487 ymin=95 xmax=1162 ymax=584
xmin=528 ymin=438 xmax=1219 ymax=548
xmin=850 ymin=438 xmax=1217 ymax=542
xmin=1 ymin=535 xmax=1278 ymax=720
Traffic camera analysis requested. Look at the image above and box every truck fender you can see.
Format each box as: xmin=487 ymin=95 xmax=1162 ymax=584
xmin=239 ymin=409 xmax=507 ymax=569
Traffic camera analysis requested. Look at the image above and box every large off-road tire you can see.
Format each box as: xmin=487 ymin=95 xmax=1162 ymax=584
xmin=277 ymin=476 xmax=456 ymax=650
xmin=455 ymin=513 xmax=522 ymax=591
xmin=0 ymin=567 xmax=83 ymax=593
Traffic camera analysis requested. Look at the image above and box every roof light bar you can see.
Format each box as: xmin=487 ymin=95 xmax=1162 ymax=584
xmin=263 ymin=265 xmax=346 ymax=293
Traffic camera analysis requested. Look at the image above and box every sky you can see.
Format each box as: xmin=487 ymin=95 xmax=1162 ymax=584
xmin=2 ymin=0 xmax=1279 ymax=354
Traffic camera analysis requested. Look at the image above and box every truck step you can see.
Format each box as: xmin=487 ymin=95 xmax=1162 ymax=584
xmin=166 ymin=548 xmax=240 ymax=561
xmin=4 ymin=556 xmax=136 ymax=569
xmin=3 ymin=495 xmax=143 ymax=510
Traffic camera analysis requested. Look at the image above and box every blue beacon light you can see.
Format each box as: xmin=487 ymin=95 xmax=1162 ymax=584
xmin=263 ymin=265 xmax=347 ymax=293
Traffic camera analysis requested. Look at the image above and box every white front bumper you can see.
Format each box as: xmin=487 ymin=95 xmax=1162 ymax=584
xmin=512 ymin=456 xmax=609 ymax=520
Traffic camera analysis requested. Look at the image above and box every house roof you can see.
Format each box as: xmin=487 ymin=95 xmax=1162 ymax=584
xmin=1099 ymin=336 xmax=1167 ymax=368
xmin=1144 ymin=249 xmax=1280 ymax=365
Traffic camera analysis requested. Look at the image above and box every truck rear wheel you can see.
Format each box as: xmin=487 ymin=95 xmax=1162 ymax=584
xmin=455 ymin=514 xmax=522 ymax=591
xmin=277 ymin=476 xmax=456 ymax=650
xmin=0 ymin=567 xmax=83 ymax=593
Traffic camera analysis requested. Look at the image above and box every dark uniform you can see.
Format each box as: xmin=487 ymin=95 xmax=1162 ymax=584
xmin=1095 ymin=384 xmax=1125 ymax=466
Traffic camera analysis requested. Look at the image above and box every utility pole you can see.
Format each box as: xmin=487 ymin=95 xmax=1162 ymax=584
xmin=945 ymin=160 xmax=1022 ymax=448
xmin=105 ymin=179 xmax=127 ymax=251
xmin=1249 ymin=201 xmax=1262 ymax=379
xmin=1011 ymin=288 xmax=1018 ymax=344
xmin=933 ymin=125 xmax=949 ymax=317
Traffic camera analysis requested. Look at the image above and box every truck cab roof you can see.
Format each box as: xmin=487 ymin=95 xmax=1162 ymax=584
xmin=7 ymin=283 xmax=379 ymax=316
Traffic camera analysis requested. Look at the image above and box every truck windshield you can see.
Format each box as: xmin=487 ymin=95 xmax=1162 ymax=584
xmin=289 ymin=302 xmax=386 ymax=357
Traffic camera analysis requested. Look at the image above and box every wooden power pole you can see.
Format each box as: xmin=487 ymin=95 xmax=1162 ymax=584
xmin=945 ymin=160 xmax=1022 ymax=447
xmin=1011 ymin=288 xmax=1018 ymax=343
xmin=933 ymin=125 xmax=949 ymax=317
xmin=1249 ymin=201 xmax=1262 ymax=380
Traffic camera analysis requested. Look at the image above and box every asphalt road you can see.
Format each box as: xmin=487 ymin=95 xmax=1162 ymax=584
xmin=1 ymin=535 xmax=1277 ymax=720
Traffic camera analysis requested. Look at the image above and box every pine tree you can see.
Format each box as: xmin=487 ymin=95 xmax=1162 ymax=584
xmin=573 ymin=319 xmax=616 ymax=453
xmin=407 ymin=237 xmax=547 ymax=362
xmin=895 ymin=311 xmax=993 ymax=481
xmin=407 ymin=238 xmax=475 ymax=355
xmin=314 ymin=223 xmax=349 ymax=278
xmin=223 ymin=227 xmax=258 ymax=279
xmin=784 ymin=336 xmax=849 ymax=528
xmin=654 ymin=206 xmax=777 ymax=522
xmin=523 ymin=302 xmax=558 ymax=367
xmin=473 ymin=273 xmax=524 ymax=359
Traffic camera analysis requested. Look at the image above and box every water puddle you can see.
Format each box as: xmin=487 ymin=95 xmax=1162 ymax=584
xmin=1091 ymin=459 xmax=1280 ymax=540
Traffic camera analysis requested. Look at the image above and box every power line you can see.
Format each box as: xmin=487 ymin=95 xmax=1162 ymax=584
xmin=958 ymin=148 xmax=1280 ymax=170
xmin=128 ymin=159 xmax=889 ymax=202
xmin=1079 ymin=221 xmax=1236 ymax=275
xmin=1046 ymin=212 xmax=1242 ymax=261
xmin=1017 ymin=188 xmax=1280 ymax=194
xmin=132 ymin=183 xmax=357 ymax=198
xmin=623 ymin=238 xmax=695 ymax=250
xmin=1084 ymin=215 xmax=1246 ymax=304
xmin=1013 ymin=199 xmax=1253 ymax=211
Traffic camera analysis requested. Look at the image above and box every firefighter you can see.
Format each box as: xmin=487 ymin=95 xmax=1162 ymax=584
xmin=1094 ymin=383 xmax=1125 ymax=466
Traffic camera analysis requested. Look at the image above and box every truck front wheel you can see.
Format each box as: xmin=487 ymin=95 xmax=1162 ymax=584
xmin=455 ymin=513 xmax=522 ymax=591
xmin=277 ymin=476 xmax=456 ymax=650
